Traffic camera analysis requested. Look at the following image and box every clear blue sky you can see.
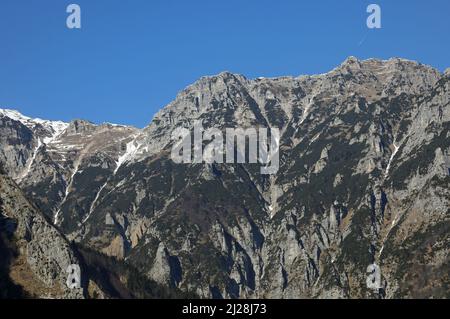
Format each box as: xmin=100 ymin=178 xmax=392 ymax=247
xmin=0 ymin=0 xmax=449 ymax=127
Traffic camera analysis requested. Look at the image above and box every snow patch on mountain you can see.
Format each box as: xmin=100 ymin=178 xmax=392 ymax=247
xmin=17 ymin=138 xmax=42 ymax=183
xmin=114 ymin=137 xmax=142 ymax=174
xmin=0 ymin=108 xmax=69 ymax=139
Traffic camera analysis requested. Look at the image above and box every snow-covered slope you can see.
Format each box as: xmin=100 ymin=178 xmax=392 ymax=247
xmin=0 ymin=108 xmax=69 ymax=139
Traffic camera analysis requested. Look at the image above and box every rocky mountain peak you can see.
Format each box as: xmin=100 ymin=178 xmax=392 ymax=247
xmin=339 ymin=56 xmax=362 ymax=70
xmin=200 ymin=71 xmax=247 ymax=83
xmin=66 ymin=119 xmax=96 ymax=135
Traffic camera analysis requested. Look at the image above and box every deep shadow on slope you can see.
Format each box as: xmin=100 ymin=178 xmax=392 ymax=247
xmin=0 ymin=212 xmax=28 ymax=298
xmin=74 ymin=244 xmax=199 ymax=299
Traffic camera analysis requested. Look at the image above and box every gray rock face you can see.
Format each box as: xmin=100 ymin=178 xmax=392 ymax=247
xmin=148 ymin=243 xmax=181 ymax=287
xmin=0 ymin=57 xmax=449 ymax=299
xmin=0 ymin=173 xmax=84 ymax=298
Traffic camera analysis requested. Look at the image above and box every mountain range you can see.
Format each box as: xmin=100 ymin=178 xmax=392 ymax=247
xmin=0 ymin=57 xmax=449 ymax=299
